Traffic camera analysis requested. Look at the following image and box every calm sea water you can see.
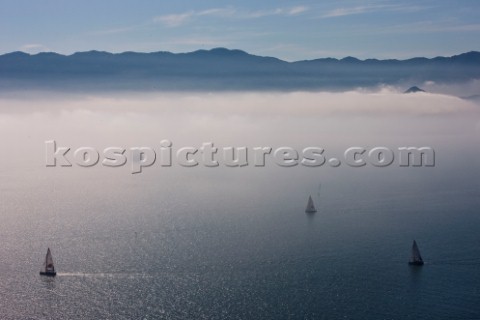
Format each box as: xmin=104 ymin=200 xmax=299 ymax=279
xmin=0 ymin=92 xmax=479 ymax=319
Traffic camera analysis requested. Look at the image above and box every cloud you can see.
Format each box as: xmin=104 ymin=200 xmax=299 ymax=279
xmin=153 ymin=8 xmax=236 ymax=28
xmin=153 ymin=6 xmax=308 ymax=27
xmin=196 ymin=8 xmax=236 ymax=17
xmin=245 ymin=6 xmax=308 ymax=18
xmin=321 ymin=4 xmax=426 ymax=18
xmin=20 ymin=44 xmax=50 ymax=53
xmin=288 ymin=6 xmax=308 ymax=15
xmin=153 ymin=7 xmax=238 ymax=27
xmin=322 ymin=6 xmax=373 ymax=18
xmin=154 ymin=11 xmax=195 ymax=27
xmin=7 ymin=89 xmax=473 ymax=117
xmin=94 ymin=6 xmax=307 ymax=33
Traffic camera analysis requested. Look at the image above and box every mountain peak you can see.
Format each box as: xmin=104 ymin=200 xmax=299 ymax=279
xmin=211 ymin=47 xmax=247 ymax=55
xmin=189 ymin=47 xmax=249 ymax=57
xmin=404 ymin=86 xmax=426 ymax=93
xmin=450 ymin=51 xmax=480 ymax=63
xmin=1 ymin=51 xmax=30 ymax=58
xmin=70 ymin=50 xmax=114 ymax=57
xmin=341 ymin=56 xmax=361 ymax=62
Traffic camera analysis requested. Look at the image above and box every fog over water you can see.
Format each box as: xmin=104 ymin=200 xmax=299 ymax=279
xmin=0 ymin=89 xmax=479 ymax=319
xmin=0 ymin=89 xmax=479 ymax=222
xmin=1 ymin=88 xmax=478 ymax=176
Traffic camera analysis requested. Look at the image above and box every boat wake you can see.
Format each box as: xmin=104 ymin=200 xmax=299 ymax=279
xmin=427 ymin=257 xmax=480 ymax=266
xmin=56 ymin=272 xmax=154 ymax=279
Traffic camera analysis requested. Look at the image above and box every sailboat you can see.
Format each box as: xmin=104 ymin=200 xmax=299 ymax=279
xmin=40 ymin=248 xmax=57 ymax=276
xmin=305 ymin=195 xmax=317 ymax=214
xmin=408 ymin=240 xmax=424 ymax=266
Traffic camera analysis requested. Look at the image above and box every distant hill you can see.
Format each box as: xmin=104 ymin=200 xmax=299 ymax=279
xmin=404 ymin=86 xmax=426 ymax=93
xmin=0 ymin=48 xmax=479 ymax=91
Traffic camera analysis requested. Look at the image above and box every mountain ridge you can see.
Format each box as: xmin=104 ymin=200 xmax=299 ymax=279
xmin=1 ymin=48 xmax=479 ymax=91
xmin=2 ymin=47 xmax=479 ymax=63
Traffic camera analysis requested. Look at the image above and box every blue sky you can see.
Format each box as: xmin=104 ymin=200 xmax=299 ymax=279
xmin=1 ymin=0 xmax=479 ymax=60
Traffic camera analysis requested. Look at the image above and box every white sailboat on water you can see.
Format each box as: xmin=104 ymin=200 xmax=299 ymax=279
xmin=305 ymin=195 xmax=317 ymax=214
xmin=408 ymin=240 xmax=424 ymax=266
xmin=40 ymin=248 xmax=57 ymax=276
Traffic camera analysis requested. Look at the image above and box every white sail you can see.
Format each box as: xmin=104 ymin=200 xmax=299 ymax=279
xmin=410 ymin=240 xmax=423 ymax=264
xmin=305 ymin=195 xmax=317 ymax=213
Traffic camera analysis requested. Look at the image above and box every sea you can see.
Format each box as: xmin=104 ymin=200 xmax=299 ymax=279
xmin=0 ymin=91 xmax=479 ymax=319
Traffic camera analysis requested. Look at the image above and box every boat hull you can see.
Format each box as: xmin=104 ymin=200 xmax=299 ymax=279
xmin=40 ymin=271 xmax=57 ymax=277
xmin=408 ymin=261 xmax=424 ymax=266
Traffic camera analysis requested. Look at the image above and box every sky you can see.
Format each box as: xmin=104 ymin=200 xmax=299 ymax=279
xmin=0 ymin=0 xmax=479 ymax=61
